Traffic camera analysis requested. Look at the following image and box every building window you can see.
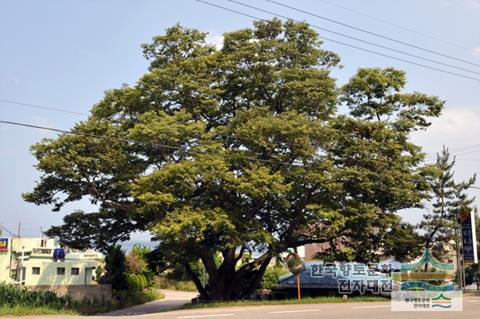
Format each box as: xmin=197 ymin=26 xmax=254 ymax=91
xmin=57 ymin=267 xmax=65 ymax=275
xmin=71 ymin=267 xmax=80 ymax=275
xmin=32 ymin=267 xmax=41 ymax=275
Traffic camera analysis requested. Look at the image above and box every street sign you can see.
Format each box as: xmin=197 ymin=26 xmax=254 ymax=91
xmin=0 ymin=238 xmax=9 ymax=252
xmin=285 ymin=252 xmax=305 ymax=275
xmin=284 ymin=252 xmax=305 ymax=303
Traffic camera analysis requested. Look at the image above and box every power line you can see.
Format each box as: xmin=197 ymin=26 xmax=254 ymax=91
xmin=195 ymin=0 xmax=480 ymax=83
xmin=314 ymin=0 xmax=469 ymax=50
xmin=0 ymin=98 xmax=89 ymax=116
xmin=0 ymin=120 xmax=299 ymax=167
xmin=450 ymin=143 xmax=480 ymax=152
xmin=453 ymin=149 xmax=480 ymax=157
xmin=0 ymin=224 xmax=17 ymax=237
xmin=4 ymin=119 xmax=480 ymax=200
xmin=425 ymin=144 xmax=480 ymax=157
xmin=425 ymin=147 xmax=480 ymax=159
xmin=455 ymin=159 xmax=480 ymax=162
xmin=266 ymin=0 xmax=478 ymax=67
xmin=229 ymin=0 xmax=480 ymax=76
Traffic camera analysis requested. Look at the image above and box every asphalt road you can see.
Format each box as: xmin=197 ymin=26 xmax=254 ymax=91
xmin=104 ymin=290 xmax=199 ymax=316
xmin=12 ymin=296 xmax=480 ymax=319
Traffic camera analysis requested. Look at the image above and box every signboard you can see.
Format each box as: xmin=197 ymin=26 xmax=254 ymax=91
xmin=0 ymin=238 xmax=9 ymax=252
xmin=278 ymin=261 xmax=393 ymax=294
xmin=460 ymin=211 xmax=478 ymax=264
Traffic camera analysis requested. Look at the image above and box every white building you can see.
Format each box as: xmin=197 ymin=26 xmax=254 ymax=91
xmin=0 ymin=237 xmax=101 ymax=286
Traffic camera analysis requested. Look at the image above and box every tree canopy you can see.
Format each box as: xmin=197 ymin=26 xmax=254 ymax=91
xmin=25 ymin=19 xmax=443 ymax=300
xmin=420 ymin=147 xmax=476 ymax=259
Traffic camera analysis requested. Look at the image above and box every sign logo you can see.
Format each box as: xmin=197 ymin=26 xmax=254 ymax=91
xmin=0 ymin=238 xmax=9 ymax=252
xmin=391 ymin=249 xmax=462 ymax=312
xmin=432 ymin=294 xmax=452 ymax=309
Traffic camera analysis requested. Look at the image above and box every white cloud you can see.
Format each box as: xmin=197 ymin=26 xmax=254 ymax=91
xmin=465 ymin=0 xmax=480 ymax=9
xmin=440 ymin=0 xmax=480 ymax=9
xmin=410 ymin=107 xmax=480 ymax=221
xmin=472 ymin=47 xmax=480 ymax=57
xmin=412 ymin=106 xmax=480 ymax=155
xmin=205 ymin=34 xmax=224 ymax=50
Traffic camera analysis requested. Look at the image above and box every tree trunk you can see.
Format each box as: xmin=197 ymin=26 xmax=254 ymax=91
xmin=191 ymin=250 xmax=272 ymax=301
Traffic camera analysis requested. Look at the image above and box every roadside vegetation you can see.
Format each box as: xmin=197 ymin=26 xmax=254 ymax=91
xmin=261 ymin=265 xmax=290 ymax=290
xmin=181 ymin=296 xmax=388 ymax=310
xmin=0 ymin=284 xmax=75 ymax=315
xmin=0 ymin=283 xmax=164 ymax=316
xmin=154 ymin=275 xmax=197 ymax=292
xmin=0 ymin=305 xmax=78 ymax=316
xmin=0 ymin=245 xmax=164 ymax=316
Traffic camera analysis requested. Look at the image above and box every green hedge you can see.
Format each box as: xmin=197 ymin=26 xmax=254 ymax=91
xmin=126 ymin=273 xmax=149 ymax=291
xmin=0 ymin=284 xmax=69 ymax=309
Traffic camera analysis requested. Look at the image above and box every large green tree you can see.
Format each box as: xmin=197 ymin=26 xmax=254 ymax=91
xmin=25 ymin=20 xmax=442 ymax=300
xmin=315 ymin=67 xmax=442 ymax=262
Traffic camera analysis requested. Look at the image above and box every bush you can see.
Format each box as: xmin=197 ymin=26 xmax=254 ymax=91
xmin=154 ymin=275 xmax=197 ymax=292
xmin=0 ymin=284 xmax=69 ymax=309
xmin=127 ymin=273 xmax=151 ymax=291
xmin=465 ymin=263 xmax=480 ymax=289
xmin=139 ymin=274 xmax=148 ymax=289
xmin=261 ymin=265 xmax=288 ymax=290
xmin=0 ymin=283 xmax=165 ymax=316
xmin=100 ymin=245 xmax=128 ymax=290
xmin=127 ymin=274 xmax=140 ymax=291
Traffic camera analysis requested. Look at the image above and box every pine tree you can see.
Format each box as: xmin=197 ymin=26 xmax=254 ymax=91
xmin=420 ymin=146 xmax=476 ymax=260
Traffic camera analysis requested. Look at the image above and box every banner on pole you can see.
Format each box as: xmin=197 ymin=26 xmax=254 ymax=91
xmin=460 ymin=211 xmax=478 ymax=264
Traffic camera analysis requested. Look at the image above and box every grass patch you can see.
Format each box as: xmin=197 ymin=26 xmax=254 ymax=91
xmin=154 ymin=276 xmax=197 ymax=292
xmin=0 ymin=286 xmax=164 ymax=316
xmin=181 ymin=296 xmax=388 ymax=310
xmin=0 ymin=305 xmax=78 ymax=316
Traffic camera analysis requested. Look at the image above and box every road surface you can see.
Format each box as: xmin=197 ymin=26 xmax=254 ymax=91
xmin=7 ymin=295 xmax=480 ymax=319
xmin=104 ymin=290 xmax=199 ymax=316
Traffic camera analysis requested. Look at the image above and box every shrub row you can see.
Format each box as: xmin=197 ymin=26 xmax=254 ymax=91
xmin=126 ymin=273 xmax=149 ymax=291
xmin=0 ymin=284 xmax=69 ymax=309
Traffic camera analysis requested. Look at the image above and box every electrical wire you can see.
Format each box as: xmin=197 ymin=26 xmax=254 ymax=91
xmin=0 ymin=120 xmax=299 ymax=167
xmin=0 ymin=98 xmax=88 ymax=116
xmin=195 ymin=0 xmax=480 ymax=83
xmin=229 ymin=0 xmax=480 ymax=76
xmin=0 ymin=224 xmax=17 ymax=237
xmin=4 ymin=120 xmax=480 ymax=196
xmin=314 ymin=0 xmax=469 ymax=50
xmin=266 ymin=0 xmax=478 ymax=66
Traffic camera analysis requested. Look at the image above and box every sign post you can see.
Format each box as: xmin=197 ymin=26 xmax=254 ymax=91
xmin=296 ymin=273 xmax=301 ymax=303
xmin=285 ymin=252 xmax=305 ymax=303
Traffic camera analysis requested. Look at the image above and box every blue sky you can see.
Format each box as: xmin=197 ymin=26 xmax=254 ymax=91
xmin=1 ymin=0 xmax=480 ymax=240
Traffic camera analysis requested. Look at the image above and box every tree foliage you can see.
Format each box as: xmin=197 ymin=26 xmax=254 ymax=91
xmin=126 ymin=245 xmax=150 ymax=274
xmin=99 ymin=245 xmax=128 ymax=291
xmin=25 ymin=20 xmax=443 ymax=300
xmin=420 ymin=147 xmax=476 ymax=259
